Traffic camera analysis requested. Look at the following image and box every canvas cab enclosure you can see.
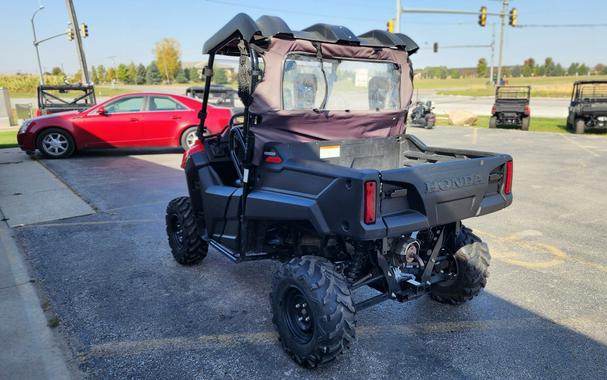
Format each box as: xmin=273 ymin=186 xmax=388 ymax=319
xmin=196 ymin=13 xmax=419 ymax=165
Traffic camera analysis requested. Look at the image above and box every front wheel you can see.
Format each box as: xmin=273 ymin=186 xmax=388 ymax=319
xmin=271 ymin=256 xmax=356 ymax=368
xmin=180 ymin=127 xmax=199 ymax=151
xmin=430 ymin=226 xmax=490 ymax=305
xmin=37 ymin=128 xmax=75 ymax=158
xmin=165 ymin=197 xmax=207 ymax=265
xmin=575 ymin=119 xmax=586 ymax=134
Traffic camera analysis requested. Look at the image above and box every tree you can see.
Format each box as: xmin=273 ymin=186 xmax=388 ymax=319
xmin=567 ymin=62 xmax=579 ymax=76
xmin=107 ymin=67 xmax=116 ymax=81
xmin=521 ymin=58 xmax=535 ymax=77
xmin=135 ymin=64 xmax=147 ymax=85
xmin=183 ymin=67 xmax=190 ymax=82
xmin=97 ymin=65 xmax=106 ymax=83
xmin=476 ymin=58 xmax=488 ymax=78
xmin=578 ymin=64 xmax=589 ymax=76
xmin=543 ymin=57 xmax=556 ymax=76
xmin=175 ymin=67 xmax=187 ymax=83
xmin=146 ymin=61 xmax=162 ymax=84
xmin=127 ymin=63 xmax=138 ymax=84
xmin=51 ymin=66 xmax=64 ymax=76
xmin=511 ymin=65 xmax=522 ymax=77
xmin=116 ymin=64 xmax=129 ymax=82
xmin=154 ymin=38 xmax=181 ymax=83
xmin=594 ymin=64 xmax=607 ymax=75
xmin=91 ymin=65 xmax=98 ymax=83
xmin=448 ymin=69 xmax=461 ymax=79
xmin=71 ymin=69 xmax=83 ymax=83
xmin=214 ymin=68 xmax=229 ymax=84
xmin=554 ymin=64 xmax=565 ymax=77
xmin=188 ymin=67 xmax=201 ymax=82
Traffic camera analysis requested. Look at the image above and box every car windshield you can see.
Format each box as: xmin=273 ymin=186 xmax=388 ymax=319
xmin=282 ymin=54 xmax=400 ymax=111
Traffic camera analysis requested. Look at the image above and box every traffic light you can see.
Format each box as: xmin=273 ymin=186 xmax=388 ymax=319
xmin=479 ymin=6 xmax=487 ymax=27
xmin=387 ymin=19 xmax=395 ymax=33
xmin=80 ymin=23 xmax=89 ymax=38
xmin=67 ymin=28 xmax=75 ymax=41
xmin=433 ymin=42 xmax=438 ymax=53
xmin=509 ymin=8 xmax=518 ymax=27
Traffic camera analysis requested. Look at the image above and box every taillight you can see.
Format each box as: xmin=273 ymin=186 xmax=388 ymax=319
xmin=491 ymin=105 xmax=496 ymax=114
xmin=180 ymin=140 xmax=204 ymax=169
xmin=524 ymin=105 xmax=530 ymax=115
xmin=263 ymin=150 xmax=283 ymax=164
xmin=364 ymin=181 xmax=377 ymax=224
xmin=504 ymin=160 xmax=513 ymax=195
xmin=35 ymin=109 xmax=41 ymax=117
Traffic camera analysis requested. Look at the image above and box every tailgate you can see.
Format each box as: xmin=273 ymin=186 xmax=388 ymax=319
xmin=379 ymin=154 xmax=512 ymax=235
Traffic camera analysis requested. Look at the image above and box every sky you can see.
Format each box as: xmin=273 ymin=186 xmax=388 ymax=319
xmin=0 ymin=0 xmax=606 ymax=74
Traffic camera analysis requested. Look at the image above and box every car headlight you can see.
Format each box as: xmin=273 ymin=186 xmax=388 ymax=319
xmin=18 ymin=120 xmax=33 ymax=134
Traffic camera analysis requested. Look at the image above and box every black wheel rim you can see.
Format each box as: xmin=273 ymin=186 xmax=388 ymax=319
xmin=437 ymin=254 xmax=460 ymax=287
xmin=282 ymin=286 xmax=314 ymax=344
xmin=168 ymin=214 xmax=184 ymax=249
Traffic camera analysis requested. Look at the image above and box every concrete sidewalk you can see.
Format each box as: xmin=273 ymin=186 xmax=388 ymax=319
xmin=0 ymin=215 xmax=74 ymax=379
xmin=0 ymin=149 xmax=94 ymax=227
xmin=0 ymin=149 xmax=92 ymax=379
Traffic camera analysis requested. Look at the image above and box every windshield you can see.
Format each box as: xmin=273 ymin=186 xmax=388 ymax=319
xmin=282 ymin=54 xmax=400 ymax=111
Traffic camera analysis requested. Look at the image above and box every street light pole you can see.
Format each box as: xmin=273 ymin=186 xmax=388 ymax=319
xmin=496 ymin=0 xmax=508 ymax=85
xmin=65 ymin=0 xmax=90 ymax=85
xmin=395 ymin=0 xmax=401 ymax=33
xmin=31 ymin=5 xmax=45 ymax=85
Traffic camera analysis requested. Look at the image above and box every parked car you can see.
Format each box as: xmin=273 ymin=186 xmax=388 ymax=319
xmin=17 ymin=92 xmax=231 ymax=158
xmin=567 ymin=80 xmax=607 ymax=134
xmin=167 ymin=13 xmax=513 ymax=367
xmin=489 ymin=86 xmax=531 ymax=130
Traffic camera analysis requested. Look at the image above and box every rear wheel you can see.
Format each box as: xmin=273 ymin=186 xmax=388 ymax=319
xmin=566 ymin=112 xmax=575 ymax=129
xmin=180 ymin=127 xmax=199 ymax=151
xmin=430 ymin=226 xmax=490 ymax=305
xmin=489 ymin=116 xmax=497 ymax=129
xmin=37 ymin=128 xmax=75 ymax=158
xmin=575 ymin=119 xmax=586 ymax=134
xmin=271 ymin=256 xmax=356 ymax=368
xmin=521 ymin=116 xmax=530 ymax=131
xmin=165 ymin=196 xmax=207 ymax=265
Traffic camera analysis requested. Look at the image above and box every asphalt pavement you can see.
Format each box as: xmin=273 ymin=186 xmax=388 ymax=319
xmin=10 ymin=128 xmax=607 ymax=379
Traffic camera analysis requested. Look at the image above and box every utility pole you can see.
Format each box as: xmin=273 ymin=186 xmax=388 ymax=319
xmin=31 ymin=5 xmax=46 ymax=85
xmin=65 ymin=0 xmax=90 ymax=84
xmin=496 ymin=0 xmax=508 ymax=85
xmin=395 ymin=0 xmax=401 ymax=33
xmin=489 ymin=23 xmax=496 ymax=85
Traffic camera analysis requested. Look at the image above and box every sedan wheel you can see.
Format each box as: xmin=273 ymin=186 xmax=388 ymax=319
xmin=37 ymin=129 xmax=75 ymax=158
xmin=180 ymin=127 xmax=199 ymax=151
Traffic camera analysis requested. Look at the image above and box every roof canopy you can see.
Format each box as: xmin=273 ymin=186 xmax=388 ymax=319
xmin=202 ymin=13 xmax=419 ymax=56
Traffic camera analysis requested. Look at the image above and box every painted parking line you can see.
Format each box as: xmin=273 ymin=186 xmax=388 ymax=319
xmin=476 ymin=229 xmax=607 ymax=273
xmin=87 ymin=314 xmax=605 ymax=358
xmin=558 ymin=134 xmax=600 ymax=157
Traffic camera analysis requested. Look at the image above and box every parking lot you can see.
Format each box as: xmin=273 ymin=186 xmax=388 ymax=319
xmin=10 ymin=126 xmax=607 ymax=379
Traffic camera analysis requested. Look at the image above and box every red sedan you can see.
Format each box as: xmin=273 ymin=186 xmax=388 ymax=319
xmin=17 ymin=92 xmax=231 ymax=158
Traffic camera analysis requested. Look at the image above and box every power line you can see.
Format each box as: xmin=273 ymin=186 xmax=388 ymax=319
xmin=515 ymin=23 xmax=607 ymax=28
